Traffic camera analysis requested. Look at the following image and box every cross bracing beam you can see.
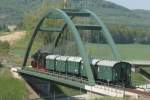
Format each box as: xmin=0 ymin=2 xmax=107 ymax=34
xmin=65 ymin=12 xmax=90 ymax=17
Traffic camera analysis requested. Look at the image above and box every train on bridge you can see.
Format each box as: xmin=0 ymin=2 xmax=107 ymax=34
xmin=31 ymin=50 xmax=132 ymax=87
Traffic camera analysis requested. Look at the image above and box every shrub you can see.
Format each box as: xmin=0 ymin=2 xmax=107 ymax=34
xmin=0 ymin=63 xmax=3 ymax=68
xmin=0 ymin=41 xmax=10 ymax=55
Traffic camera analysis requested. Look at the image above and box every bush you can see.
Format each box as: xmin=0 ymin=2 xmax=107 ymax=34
xmin=0 ymin=41 xmax=10 ymax=55
xmin=0 ymin=63 xmax=3 ymax=68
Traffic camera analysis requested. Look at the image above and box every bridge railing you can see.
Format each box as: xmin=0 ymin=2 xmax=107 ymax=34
xmin=25 ymin=67 xmax=89 ymax=84
xmin=132 ymin=82 xmax=150 ymax=90
xmin=95 ymin=81 xmax=125 ymax=95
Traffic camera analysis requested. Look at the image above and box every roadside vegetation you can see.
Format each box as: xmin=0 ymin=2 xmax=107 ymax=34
xmin=0 ymin=68 xmax=27 ymax=100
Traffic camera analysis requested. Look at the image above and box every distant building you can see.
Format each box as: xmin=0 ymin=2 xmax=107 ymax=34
xmin=7 ymin=25 xmax=17 ymax=32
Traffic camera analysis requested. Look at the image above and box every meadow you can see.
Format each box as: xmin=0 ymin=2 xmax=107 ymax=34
xmin=86 ymin=43 xmax=150 ymax=60
xmin=10 ymin=38 xmax=150 ymax=61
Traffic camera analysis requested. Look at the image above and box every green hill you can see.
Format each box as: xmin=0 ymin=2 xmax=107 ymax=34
xmin=0 ymin=0 xmax=42 ymax=30
xmin=79 ymin=0 xmax=150 ymax=28
xmin=0 ymin=0 xmax=150 ymax=31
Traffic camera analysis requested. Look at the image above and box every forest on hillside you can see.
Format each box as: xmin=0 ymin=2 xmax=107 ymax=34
xmin=0 ymin=0 xmax=150 ymax=44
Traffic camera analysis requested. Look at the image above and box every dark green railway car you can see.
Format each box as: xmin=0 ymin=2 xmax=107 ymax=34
xmin=96 ymin=60 xmax=131 ymax=86
xmin=55 ymin=56 xmax=69 ymax=73
xmin=67 ymin=56 xmax=82 ymax=75
xmin=46 ymin=55 xmax=59 ymax=70
xmin=117 ymin=62 xmax=132 ymax=86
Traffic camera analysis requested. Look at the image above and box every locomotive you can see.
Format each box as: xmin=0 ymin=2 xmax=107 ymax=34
xmin=31 ymin=50 xmax=132 ymax=87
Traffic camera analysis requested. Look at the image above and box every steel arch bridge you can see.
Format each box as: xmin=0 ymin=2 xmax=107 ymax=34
xmin=18 ymin=8 xmax=120 ymax=88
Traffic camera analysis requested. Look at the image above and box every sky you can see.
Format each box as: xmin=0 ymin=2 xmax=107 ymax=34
xmin=106 ymin=0 xmax=150 ymax=10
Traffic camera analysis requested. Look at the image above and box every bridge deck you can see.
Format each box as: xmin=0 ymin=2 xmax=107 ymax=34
xmin=18 ymin=68 xmax=88 ymax=89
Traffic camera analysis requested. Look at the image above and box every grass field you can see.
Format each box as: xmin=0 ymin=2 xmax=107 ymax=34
xmin=10 ymin=39 xmax=150 ymax=61
xmin=0 ymin=68 xmax=27 ymax=100
xmin=87 ymin=43 xmax=150 ymax=60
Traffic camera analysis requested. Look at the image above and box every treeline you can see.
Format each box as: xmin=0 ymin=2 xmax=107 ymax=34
xmin=22 ymin=1 xmax=150 ymax=45
xmin=23 ymin=11 xmax=150 ymax=45
xmin=109 ymin=25 xmax=150 ymax=44
xmin=91 ymin=25 xmax=150 ymax=44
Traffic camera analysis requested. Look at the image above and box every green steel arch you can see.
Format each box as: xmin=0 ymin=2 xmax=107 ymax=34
xmin=22 ymin=8 xmax=120 ymax=86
